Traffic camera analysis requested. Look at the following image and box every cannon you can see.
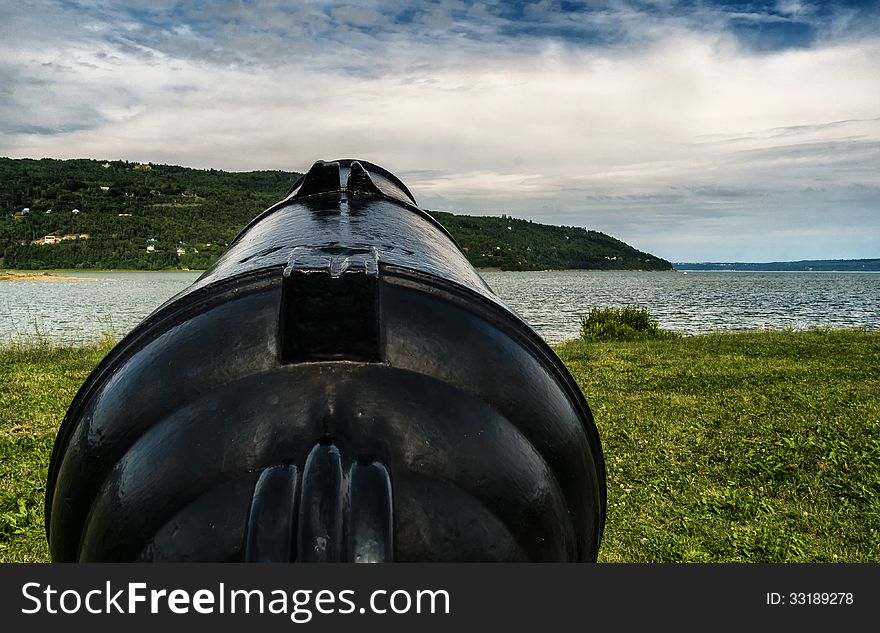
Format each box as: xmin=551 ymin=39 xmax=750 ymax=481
xmin=45 ymin=159 xmax=606 ymax=562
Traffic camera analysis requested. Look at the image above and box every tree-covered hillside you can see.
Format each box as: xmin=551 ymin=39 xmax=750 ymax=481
xmin=0 ymin=157 xmax=297 ymax=270
xmin=1 ymin=157 xmax=671 ymax=271
xmin=431 ymin=211 xmax=670 ymax=271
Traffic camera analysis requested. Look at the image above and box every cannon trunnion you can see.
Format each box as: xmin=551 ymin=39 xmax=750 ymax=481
xmin=46 ymin=159 xmax=606 ymax=562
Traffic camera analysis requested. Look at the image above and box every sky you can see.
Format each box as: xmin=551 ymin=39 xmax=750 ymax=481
xmin=1 ymin=0 xmax=878 ymax=262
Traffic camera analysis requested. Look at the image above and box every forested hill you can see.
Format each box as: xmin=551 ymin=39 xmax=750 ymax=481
xmin=431 ymin=211 xmax=670 ymax=271
xmin=1 ymin=157 xmax=672 ymax=271
xmin=0 ymin=158 xmax=297 ymax=270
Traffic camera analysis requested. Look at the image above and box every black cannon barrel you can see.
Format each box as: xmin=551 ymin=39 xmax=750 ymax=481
xmin=46 ymin=159 xmax=606 ymax=562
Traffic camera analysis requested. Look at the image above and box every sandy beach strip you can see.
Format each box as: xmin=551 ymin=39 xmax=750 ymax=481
xmin=0 ymin=273 xmax=99 ymax=282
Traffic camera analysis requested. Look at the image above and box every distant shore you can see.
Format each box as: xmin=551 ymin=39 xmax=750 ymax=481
xmin=1 ymin=268 xmax=204 ymax=278
xmin=477 ymin=267 xmax=677 ymax=273
xmin=0 ymin=272 xmax=99 ymax=282
xmin=675 ymin=258 xmax=880 ymax=272
xmin=5 ymin=267 xmax=679 ymax=277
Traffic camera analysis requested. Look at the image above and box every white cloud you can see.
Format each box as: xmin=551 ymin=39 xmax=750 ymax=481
xmin=1 ymin=1 xmax=878 ymax=260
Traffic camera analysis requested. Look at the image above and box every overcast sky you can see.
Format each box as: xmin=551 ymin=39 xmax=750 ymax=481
xmin=1 ymin=0 xmax=878 ymax=262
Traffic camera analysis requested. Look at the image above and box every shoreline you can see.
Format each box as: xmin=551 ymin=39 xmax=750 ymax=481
xmin=7 ymin=267 xmax=677 ymax=275
xmin=0 ymin=268 xmax=205 ymax=281
xmin=0 ymin=272 xmax=99 ymax=282
xmin=2 ymin=326 xmax=875 ymax=350
xmin=477 ymin=267 xmax=678 ymax=273
xmin=1 ymin=268 xmax=205 ymax=273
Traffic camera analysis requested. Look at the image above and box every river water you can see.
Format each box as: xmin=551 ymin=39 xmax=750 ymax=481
xmin=1 ymin=270 xmax=878 ymax=345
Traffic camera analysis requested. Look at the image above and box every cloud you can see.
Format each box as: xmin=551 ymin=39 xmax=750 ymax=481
xmin=1 ymin=0 xmax=878 ymax=261
xmin=0 ymin=62 xmax=108 ymax=135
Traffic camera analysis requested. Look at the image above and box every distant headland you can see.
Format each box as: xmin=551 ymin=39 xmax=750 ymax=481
xmin=0 ymin=157 xmax=672 ymax=272
xmin=674 ymin=259 xmax=880 ymax=272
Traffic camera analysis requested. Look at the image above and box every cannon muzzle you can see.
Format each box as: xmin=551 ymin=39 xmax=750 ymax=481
xmin=46 ymin=159 xmax=606 ymax=562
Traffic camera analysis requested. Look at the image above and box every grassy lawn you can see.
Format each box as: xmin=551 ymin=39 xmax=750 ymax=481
xmin=0 ymin=339 xmax=112 ymax=562
xmin=558 ymin=329 xmax=880 ymax=562
xmin=1 ymin=329 xmax=878 ymax=562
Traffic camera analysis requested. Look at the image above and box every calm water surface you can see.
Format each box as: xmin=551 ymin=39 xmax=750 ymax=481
xmin=2 ymin=270 xmax=878 ymax=344
xmin=483 ymin=270 xmax=880 ymax=343
xmin=1 ymin=272 xmax=201 ymax=343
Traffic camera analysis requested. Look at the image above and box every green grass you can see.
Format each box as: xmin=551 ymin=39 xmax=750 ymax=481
xmin=558 ymin=328 xmax=880 ymax=562
xmin=0 ymin=338 xmax=113 ymax=562
xmin=1 ymin=329 xmax=878 ymax=562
